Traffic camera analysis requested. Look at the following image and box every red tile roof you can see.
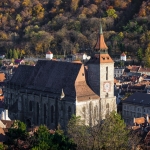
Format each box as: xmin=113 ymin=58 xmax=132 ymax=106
xmin=46 ymin=50 xmax=53 ymax=54
xmin=121 ymin=52 xmax=126 ymax=56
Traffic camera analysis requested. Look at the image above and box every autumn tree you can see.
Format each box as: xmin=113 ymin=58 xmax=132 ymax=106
xmin=145 ymin=44 xmax=150 ymax=67
xmin=71 ymin=0 xmax=80 ymax=12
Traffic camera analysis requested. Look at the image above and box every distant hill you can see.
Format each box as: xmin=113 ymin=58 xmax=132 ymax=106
xmin=0 ymin=0 xmax=150 ymax=63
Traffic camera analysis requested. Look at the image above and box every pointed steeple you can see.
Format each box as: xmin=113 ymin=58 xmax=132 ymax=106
xmin=94 ymin=20 xmax=108 ymax=53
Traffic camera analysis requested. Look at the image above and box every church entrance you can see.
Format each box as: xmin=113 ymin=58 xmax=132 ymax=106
xmin=26 ymin=119 xmax=31 ymax=128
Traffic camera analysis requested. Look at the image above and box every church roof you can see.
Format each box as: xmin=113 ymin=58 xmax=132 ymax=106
xmin=94 ymin=22 xmax=108 ymax=51
xmin=86 ymin=53 xmax=114 ymax=64
xmin=75 ymin=81 xmax=99 ymax=101
xmin=25 ymin=60 xmax=98 ymax=101
xmin=9 ymin=65 xmax=34 ymax=86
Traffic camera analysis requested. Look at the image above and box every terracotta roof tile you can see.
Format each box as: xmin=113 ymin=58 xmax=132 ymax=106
xmin=46 ymin=50 xmax=52 ymax=54
xmin=134 ymin=117 xmax=145 ymax=124
xmin=94 ymin=34 xmax=108 ymax=51
xmin=75 ymin=81 xmax=99 ymax=101
xmin=121 ymin=52 xmax=126 ymax=56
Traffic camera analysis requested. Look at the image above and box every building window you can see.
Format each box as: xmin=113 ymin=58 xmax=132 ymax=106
xmin=29 ymin=101 xmax=32 ymax=111
xmin=37 ymin=102 xmax=39 ymax=124
xmin=44 ymin=104 xmax=47 ymax=124
xmin=68 ymin=106 xmax=71 ymax=120
xmin=51 ymin=105 xmax=54 ymax=123
xmin=82 ymin=107 xmax=86 ymax=119
xmin=106 ymin=67 xmax=108 ymax=80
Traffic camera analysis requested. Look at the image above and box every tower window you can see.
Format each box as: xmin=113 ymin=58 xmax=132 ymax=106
xmin=29 ymin=101 xmax=32 ymax=111
xmin=106 ymin=67 xmax=108 ymax=80
xmin=51 ymin=105 xmax=54 ymax=123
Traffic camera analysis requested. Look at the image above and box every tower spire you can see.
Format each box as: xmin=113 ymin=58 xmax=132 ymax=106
xmin=100 ymin=20 xmax=103 ymax=35
xmin=94 ymin=19 xmax=108 ymax=53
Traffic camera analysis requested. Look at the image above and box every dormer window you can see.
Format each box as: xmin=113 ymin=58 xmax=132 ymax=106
xmin=82 ymin=73 xmax=84 ymax=76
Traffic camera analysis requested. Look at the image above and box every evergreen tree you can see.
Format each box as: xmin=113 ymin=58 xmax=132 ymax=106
xmin=145 ymin=44 xmax=150 ymax=67
xmin=13 ymin=49 xmax=18 ymax=59
xmin=9 ymin=49 xmax=13 ymax=59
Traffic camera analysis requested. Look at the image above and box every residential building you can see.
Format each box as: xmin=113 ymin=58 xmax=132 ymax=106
xmin=114 ymin=67 xmax=124 ymax=77
xmin=122 ymin=92 xmax=150 ymax=125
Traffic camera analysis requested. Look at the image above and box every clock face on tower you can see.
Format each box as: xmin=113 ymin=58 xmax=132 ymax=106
xmin=103 ymin=82 xmax=111 ymax=92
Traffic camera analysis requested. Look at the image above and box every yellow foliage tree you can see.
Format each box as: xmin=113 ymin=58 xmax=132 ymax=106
xmin=22 ymin=0 xmax=31 ymax=7
xmin=71 ymin=0 xmax=79 ymax=12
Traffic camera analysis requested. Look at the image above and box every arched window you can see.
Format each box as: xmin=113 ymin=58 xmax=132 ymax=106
xmin=51 ymin=105 xmax=54 ymax=123
xmin=44 ymin=104 xmax=47 ymax=124
xmin=68 ymin=106 xmax=71 ymax=120
xmin=37 ymin=102 xmax=39 ymax=124
xmin=89 ymin=102 xmax=92 ymax=126
xmin=29 ymin=101 xmax=32 ymax=111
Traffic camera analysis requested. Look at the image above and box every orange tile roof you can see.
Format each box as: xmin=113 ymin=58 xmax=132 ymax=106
xmin=94 ymin=34 xmax=108 ymax=51
xmin=0 ymin=73 xmax=5 ymax=82
xmin=134 ymin=117 xmax=145 ymax=124
xmin=46 ymin=50 xmax=52 ymax=54
xmin=121 ymin=52 xmax=126 ymax=56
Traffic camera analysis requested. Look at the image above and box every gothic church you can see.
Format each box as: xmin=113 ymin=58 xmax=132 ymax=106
xmin=4 ymin=24 xmax=116 ymax=129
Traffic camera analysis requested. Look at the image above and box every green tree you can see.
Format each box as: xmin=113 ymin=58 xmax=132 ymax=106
xmin=106 ymin=8 xmax=118 ymax=18
xmin=9 ymin=49 xmax=13 ymax=59
xmin=137 ymin=48 xmax=143 ymax=63
xmin=6 ymin=120 xmax=28 ymax=149
xmin=67 ymin=112 xmax=138 ymax=150
xmin=32 ymin=125 xmax=76 ymax=150
xmin=13 ymin=49 xmax=18 ymax=59
xmin=145 ymin=44 xmax=150 ymax=67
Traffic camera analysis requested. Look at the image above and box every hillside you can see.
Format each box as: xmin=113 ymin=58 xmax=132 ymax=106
xmin=0 ymin=0 xmax=149 ymax=63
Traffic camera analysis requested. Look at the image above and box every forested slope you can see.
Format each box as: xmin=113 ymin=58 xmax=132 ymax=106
xmin=0 ymin=0 xmax=150 ymax=63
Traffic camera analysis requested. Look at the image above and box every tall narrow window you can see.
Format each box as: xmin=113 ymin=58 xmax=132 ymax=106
xmin=51 ymin=105 xmax=54 ymax=123
xmin=106 ymin=67 xmax=108 ymax=80
xmin=29 ymin=101 xmax=32 ymax=111
xmin=106 ymin=103 xmax=109 ymax=116
xmin=44 ymin=104 xmax=47 ymax=124
xmin=68 ymin=106 xmax=71 ymax=120
xmin=37 ymin=102 xmax=39 ymax=124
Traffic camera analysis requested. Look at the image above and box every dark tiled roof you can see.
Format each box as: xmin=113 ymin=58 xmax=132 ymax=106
xmin=10 ymin=65 xmax=34 ymax=86
xmin=122 ymin=92 xmax=150 ymax=106
xmin=27 ymin=60 xmax=82 ymax=98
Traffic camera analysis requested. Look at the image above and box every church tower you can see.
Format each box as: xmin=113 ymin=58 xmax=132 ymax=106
xmin=87 ymin=22 xmax=116 ymax=119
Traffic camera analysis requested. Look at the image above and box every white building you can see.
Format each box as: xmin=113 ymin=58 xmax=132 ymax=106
xmin=120 ymin=52 xmax=126 ymax=61
xmin=46 ymin=51 xmax=53 ymax=60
